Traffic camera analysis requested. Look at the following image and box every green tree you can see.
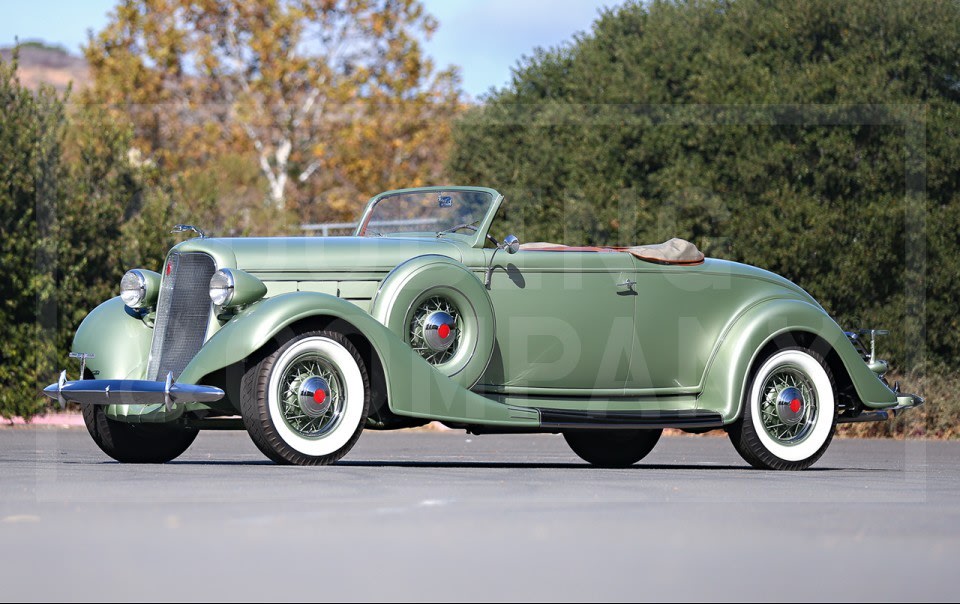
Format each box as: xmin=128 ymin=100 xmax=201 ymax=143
xmin=450 ymin=0 xmax=960 ymax=371
xmin=57 ymin=105 xmax=175 ymax=347
xmin=0 ymin=52 xmax=62 ymax=419
xmin=0 ymin=50 xmax=171 ymax=420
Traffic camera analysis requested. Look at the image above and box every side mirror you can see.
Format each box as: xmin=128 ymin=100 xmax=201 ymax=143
xmin=503 ymin=234 xmax=520 ymax=254
xmin=485 ymin=235 xmax=521 ymax=287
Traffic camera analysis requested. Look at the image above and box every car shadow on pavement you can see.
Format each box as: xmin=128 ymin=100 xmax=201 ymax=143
xmin=333 ymin=460 xmax=871 ymax=471
xmin=57 ymin=459 xmax=276 ymax=466
xmin=58 ymin=459 xmax=891 ymax=471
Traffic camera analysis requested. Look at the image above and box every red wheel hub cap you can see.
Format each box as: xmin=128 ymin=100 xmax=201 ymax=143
xmin=423 ymin=311 xmax=457 ymax=352
xmin=776 ymin=387 xmax=806 ymax=425
xmin=298 ymin=377 xmax=332 ymax=416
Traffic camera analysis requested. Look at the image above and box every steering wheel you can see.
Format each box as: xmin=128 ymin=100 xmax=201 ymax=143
xmin=444 ymin=223 xmax=499 ymax=247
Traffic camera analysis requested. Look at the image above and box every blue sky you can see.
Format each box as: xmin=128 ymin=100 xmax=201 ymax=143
xmin=0 ymin=0 xmax=625 ymax=99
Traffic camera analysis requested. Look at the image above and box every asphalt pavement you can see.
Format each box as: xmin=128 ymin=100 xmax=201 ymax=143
xmin=1 ymin=428 xmax=958 ymax=602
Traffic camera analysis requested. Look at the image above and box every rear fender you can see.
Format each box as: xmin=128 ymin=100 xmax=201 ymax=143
xmin=699 ymin=298 xmax=898 ymax=423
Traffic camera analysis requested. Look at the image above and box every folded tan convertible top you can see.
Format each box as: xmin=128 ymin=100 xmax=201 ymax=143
xmin=519 ymin=237 xmax=705 ymax=265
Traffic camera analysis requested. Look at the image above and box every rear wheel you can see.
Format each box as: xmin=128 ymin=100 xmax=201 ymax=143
xmin=240 ymin=330 xmax=370 ymax=466
xmin=728 ymin=346 xmax=837 ymax=470
xmin=563 ymin=429 xmax=662 ymax=468
xmin=82 ymin=405 xmax=198 ymax=463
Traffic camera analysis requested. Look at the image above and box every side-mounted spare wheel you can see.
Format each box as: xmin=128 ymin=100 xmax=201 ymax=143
xmin=240 ymin=330 xmax=370 ymax=465
xmin=728 ymin=346 xmax=838 ymax=470
xmin=371 ymin=256 xmax=495 ymax=388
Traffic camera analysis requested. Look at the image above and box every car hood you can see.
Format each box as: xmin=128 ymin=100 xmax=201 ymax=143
xmin=172 ymin=235 xmax=465 ymax=272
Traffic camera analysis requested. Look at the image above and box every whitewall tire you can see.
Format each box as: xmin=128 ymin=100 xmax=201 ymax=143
xmin=728 ymin=346 xmax=837 ymax=470
xmin=240 ymin=330 xmax=370 ymax=465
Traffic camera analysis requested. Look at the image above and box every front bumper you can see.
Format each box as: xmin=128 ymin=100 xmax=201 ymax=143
xmin=838 ymin=393 xmax=924 ymax=424
xmin=42 ymin=371 xmax=224 ymax=411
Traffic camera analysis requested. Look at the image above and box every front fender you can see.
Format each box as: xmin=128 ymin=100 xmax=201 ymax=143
xmin=180 ymin=292 xmax=538 ymax=427
xmin=178 ymin=292 xmax=386 ymax=384
xmin=72 ymin=296 xmax=153 ymax=380
xmin=71 ymin=297 xmax=187 ymax=423
xmin=699 ymin=297 xmax=898 ymax=423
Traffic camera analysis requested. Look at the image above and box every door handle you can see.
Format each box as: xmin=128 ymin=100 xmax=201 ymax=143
xmin=617 ymin=279 xmax=637 ymax=289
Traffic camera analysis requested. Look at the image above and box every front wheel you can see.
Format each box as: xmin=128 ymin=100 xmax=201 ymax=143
xmin=563 ymin=429 xmax=662 ymax=468
xmin=240 ymin=330 xmax=370 ymax=466
xmin=82 ymin=405 xmax=198 ymax=463
xmin=728 ymin=346 xmax=837 ymax=470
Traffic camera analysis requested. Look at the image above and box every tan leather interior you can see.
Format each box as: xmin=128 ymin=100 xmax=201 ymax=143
xmin=518 ymin=238 xmax=705 ymax=265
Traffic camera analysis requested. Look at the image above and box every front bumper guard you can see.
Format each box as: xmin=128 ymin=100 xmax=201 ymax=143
xmin=838 ymin=393 xmax=924 ymax=424
xmin=42 ymin=371 xmax=225 ymax=411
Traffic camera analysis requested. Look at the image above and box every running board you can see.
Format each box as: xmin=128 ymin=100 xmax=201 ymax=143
xmin=537 ymin=408 xmax=724 ymax=430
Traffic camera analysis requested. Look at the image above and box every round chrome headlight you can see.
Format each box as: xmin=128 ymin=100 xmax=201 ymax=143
xmin=209 ymin=269 xmax=235 ymax=306
xmin=209 ymin=268 xmax=266 ymax=308
xmin=119 ymin=268 xmax=161 ymax=309
xmin=120 ymin=270 xmax=148 ymax=308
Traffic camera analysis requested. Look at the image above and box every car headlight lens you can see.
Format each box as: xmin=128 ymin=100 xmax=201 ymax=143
xmin=209 ymin=269 xmax=235 ymax=306
xmin=209 ymin=268 xmax=266 ymax=308
xmin=120 ymin=270 xmax=148 ymax=308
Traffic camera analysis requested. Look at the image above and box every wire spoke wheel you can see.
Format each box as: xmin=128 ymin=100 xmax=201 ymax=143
xmin=240 ymin=331 xmax=370 ymax=465
xmin=729 ymin=346 xmax=837 ymax=470
xmin=757 ymin=366 xmax=819 ymax=445
xmin=409 ymin=295 xmax=462 ymax=365
xmin=372 ymin=260 xmax=496 ymax=388
xmin=276 ymin=352 xmax=345 ymax=439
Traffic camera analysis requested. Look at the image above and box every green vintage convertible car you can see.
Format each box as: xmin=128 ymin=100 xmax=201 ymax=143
xmin=45 ymin=186 xmax=921 ymax=469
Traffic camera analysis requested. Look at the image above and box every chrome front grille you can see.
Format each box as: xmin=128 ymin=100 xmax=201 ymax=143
xmin=146 ymin=252 xmax=216 ymax=380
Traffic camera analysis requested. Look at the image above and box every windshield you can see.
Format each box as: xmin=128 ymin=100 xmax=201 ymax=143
xmin=357 ymin=189 xmax=495 ymax=237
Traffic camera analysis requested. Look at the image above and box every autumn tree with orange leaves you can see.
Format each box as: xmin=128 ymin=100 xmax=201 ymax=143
xmin=84 ymin=0 xmax=462 ymax=224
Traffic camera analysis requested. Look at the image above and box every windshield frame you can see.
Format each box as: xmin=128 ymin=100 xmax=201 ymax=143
xmin=354 ymin=186 xmax=504 ymax=248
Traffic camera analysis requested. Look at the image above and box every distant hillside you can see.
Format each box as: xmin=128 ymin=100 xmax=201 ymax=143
xmin=0 ymin=41 xmax=89 ymax=93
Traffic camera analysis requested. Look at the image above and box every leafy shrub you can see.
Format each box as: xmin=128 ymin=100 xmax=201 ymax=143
xmin=0 ymin=50 xmax=171 ymax=420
